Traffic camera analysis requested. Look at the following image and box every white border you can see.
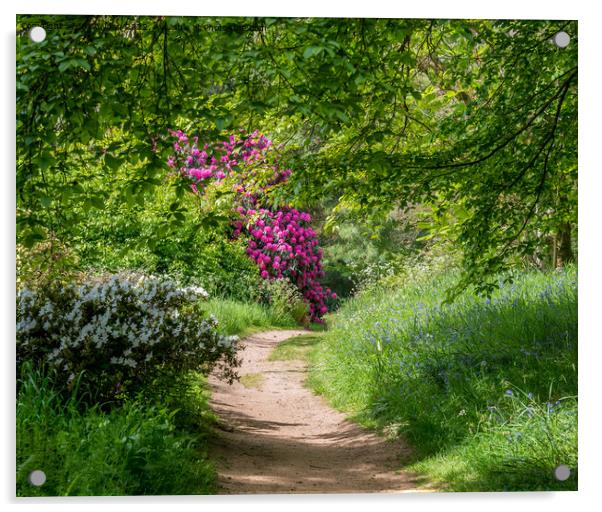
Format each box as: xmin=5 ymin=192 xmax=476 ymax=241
xmin=3 ymin=2 xmax=600 ymax=511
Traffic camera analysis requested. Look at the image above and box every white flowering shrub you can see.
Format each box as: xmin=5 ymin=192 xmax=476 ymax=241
xmin=17 ymin=272 xmax=240 ymax=402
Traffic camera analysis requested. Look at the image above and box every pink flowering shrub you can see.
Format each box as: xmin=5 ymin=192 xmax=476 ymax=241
xmin=167 ymin=129 xmax=336 ymax=321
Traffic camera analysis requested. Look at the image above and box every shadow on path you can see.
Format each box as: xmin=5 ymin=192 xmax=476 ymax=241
xmin=208 ymin=330 xmax=425 ymax=495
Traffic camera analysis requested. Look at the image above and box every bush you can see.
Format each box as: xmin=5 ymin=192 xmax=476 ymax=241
xmin=17 ymin=271 xmax=240 ymax=403
xmin=167 ymin=130 xmax=336 ymax=320
xmin=17 ymin=365 xmax=215 ymax=496
xmin=179 ymin=237 xmax=263 ymax=302
xmin=258 ymin=278 xmax=310 ymax=326
xmin=16 ymin=239 xmax=81 ymax=290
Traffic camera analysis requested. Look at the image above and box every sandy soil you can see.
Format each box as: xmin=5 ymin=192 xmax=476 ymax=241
xmin=208 ymin=330 xmax=426 ymax=494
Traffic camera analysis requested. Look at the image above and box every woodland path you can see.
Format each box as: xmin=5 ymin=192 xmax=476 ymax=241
xmin=208 ymin=330 xmax=427 ymax=494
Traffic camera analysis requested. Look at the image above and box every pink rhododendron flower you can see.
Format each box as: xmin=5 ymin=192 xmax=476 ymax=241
xmin=166 ymin=129 xmax=337 ymax=321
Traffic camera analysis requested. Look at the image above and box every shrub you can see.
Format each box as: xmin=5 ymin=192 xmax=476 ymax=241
xmin=16 ymin=238 xmax=81 ymax=290
xmin=258 ymin=278 xmax=309 ymax=326
xmin=177 ymin=237 xmax=263 ymax=302
xmin=237 ymin=206 xmax=335 ymax=321
xmin=16 ymin=271 xmax=240 ymax=403
xmin=166 ymin=129 xmax=336 ymax=321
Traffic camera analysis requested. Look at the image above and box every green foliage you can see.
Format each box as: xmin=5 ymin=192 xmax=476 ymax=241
xmin=288 ymin=20 xmax=577 ymax=292
xmin=409 ymin=393 xmax=577 ymax=491
xmin=206 ymin=297 xmax=298 ymax=337
xmin=17 ymin=15 xmax=577 ymax=293
xmin=137 ymin=371 xmax=218 ymax=434
xmin=16 ymin=239 xmax=81 ymax=291
xmin=309 ymin=267 xmax=577 ymax=491
xmin=59 ymin=164 xmax=262 ymax=302
xmin=15 ymin=14 xmax=578 ymax=494
xmin=180 ymin=238 xmax=262 ymax=301
xmin=258 ymin=278 xmax=310 ymax=326
xmin=321 ymin=216 xmax=407 ymax=296
xmin=16 ymin=365 xmax=215 ymax=496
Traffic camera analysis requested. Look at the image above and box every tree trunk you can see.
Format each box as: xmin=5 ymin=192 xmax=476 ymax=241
xmin=555 ymin=222 xmax=574 ymax=267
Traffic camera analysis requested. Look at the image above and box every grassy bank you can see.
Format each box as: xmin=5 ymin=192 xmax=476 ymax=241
xmin=17 ymin=367 xmax=216 ymax=496
xmin=308 ymin=267 xmax=577 ymax=491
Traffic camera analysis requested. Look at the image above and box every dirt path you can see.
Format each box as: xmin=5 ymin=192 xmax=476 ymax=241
xmin=208 ymin=330 xmax=425 ymax=494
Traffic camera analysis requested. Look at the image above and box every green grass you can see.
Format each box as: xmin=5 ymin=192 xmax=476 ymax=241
xmin=408 ymin=394 xmax=578 ymax=491
xmin=308 ymin=267 xmax=577 ymax=491
xmin=17 ymin=366 xmax=216 ymax=496
xmin=268 ymin=333 xmax=324 ymax=361
xmin=239 ymin=372 xmax=265 ymax=389
xmin=206 ymin=298 xmax=298 ymax=337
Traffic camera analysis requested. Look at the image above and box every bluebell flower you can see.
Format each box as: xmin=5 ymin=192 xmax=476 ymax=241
xmin=505 ymin=389 xmax=514 ymax=396
xmin=512 ymin=432 xmax=523 ymax=441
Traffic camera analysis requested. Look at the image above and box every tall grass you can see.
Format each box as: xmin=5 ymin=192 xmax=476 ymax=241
xmin=17 ymin=366 xmax=216 ymax=496
xmin=206 ymin=297 xmax=298 ymax=336
xmin=309 ymin=267 xmax=577 ymax=491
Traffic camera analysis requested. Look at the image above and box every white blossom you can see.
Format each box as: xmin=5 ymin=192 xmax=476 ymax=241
xmin=17 ymin=272 xmax=236 ymax=395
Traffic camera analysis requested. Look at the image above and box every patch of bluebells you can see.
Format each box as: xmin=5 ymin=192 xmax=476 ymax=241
xmin=167 ymin=129 xmax=336 ymax=321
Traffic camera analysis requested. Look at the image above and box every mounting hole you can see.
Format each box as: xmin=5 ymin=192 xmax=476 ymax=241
xmin=28 ymin=469 xmax=47 ymax=486
xmin=554 ymin=464 xmax=571 ymax=481
xmin=552 ymin=31 xmax=570 ymax=48
xmin=29 ymin=26 xmax=46 ymax=43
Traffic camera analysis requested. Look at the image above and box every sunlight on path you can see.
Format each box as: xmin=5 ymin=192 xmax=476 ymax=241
xmin=208 ymin=330 xmax=429 ymax=494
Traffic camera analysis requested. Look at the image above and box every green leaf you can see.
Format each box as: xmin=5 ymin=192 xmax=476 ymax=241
xmin=89 ymin=195 xmax=105 ymax=210
xmin=303 ymin=46 xmax=323 ymax=59
xmin=155 ymin=224 xmax=169 ymax=237
xmin=215 ymin=118 xmax=231 ymax=131
xmin=58 ymin=60 xmax=71 ymax=72
xmin=75 ymin=58 xmax=90 ymax=71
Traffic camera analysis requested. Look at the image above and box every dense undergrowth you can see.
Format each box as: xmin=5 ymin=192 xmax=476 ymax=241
xmin=16 ymin=365 xmax=216 ymax=496
xmin=309 ymin=266 xmax=577 ymax=491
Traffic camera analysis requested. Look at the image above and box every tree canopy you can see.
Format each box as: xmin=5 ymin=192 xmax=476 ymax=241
xmin=16 ymin=16 xmax=577 ymax=293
